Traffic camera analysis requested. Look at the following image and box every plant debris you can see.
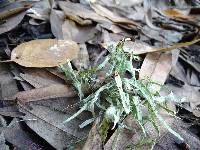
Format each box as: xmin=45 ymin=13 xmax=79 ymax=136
xmin=0 ymin=0 xmax=200 ymax=149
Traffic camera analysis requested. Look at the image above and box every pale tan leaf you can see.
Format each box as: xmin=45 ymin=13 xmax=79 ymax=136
xmin=139 ymin=52 xmax=172 ymax=92
xmin=10 ymin=39 xmax=79 ymax=67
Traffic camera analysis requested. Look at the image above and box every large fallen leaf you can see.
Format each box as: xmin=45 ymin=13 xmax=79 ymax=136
xmin=19 ymin=104 xmax=90 ymax=149
xmin=9 ymin=39 xmax=79 ymax=67
xmin=4 ymin=84 xmax=76 ymax=103
xmin=139 ymin=52 xmax=172 ymax=92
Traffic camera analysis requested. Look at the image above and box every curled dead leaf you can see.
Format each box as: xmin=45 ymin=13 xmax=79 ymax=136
xmin=9 ymin=39 xmax=79 ymax=67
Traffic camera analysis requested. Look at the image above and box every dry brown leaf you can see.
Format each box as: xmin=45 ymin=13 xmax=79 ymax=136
xmin=163 ymin=9 xmax=195 ymax=21
xmin=4 ymin=84 xmax=76 ymax=103
xmin=90 ymin=3 xmax=138 ymax=26
xmin=139 ymin=52 xmax=172 ymax=92
xmin=9 ymin=39 xmax=79 ymax=67
xmin=20 ymin=68 xmax=65 ymax=88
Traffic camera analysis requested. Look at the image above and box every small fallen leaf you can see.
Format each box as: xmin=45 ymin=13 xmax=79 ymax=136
xmin=139 ymin=52 xmax=172 ymax=92
xmin=163 ymin=9 xmax=195 ymax=21
xmin=90 ymin=3 xmax=138 ymax=26
xmin=58 ymin=1 xmax=110 ymax=25
xmin=9 ymin=39 xmax=79 ymax=67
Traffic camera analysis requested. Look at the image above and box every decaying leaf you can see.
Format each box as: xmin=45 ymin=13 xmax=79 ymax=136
xmin=9 ymin=39 xmax=79 ymax=67
xmin=20 ymin=104 xmax=90 ymax=149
